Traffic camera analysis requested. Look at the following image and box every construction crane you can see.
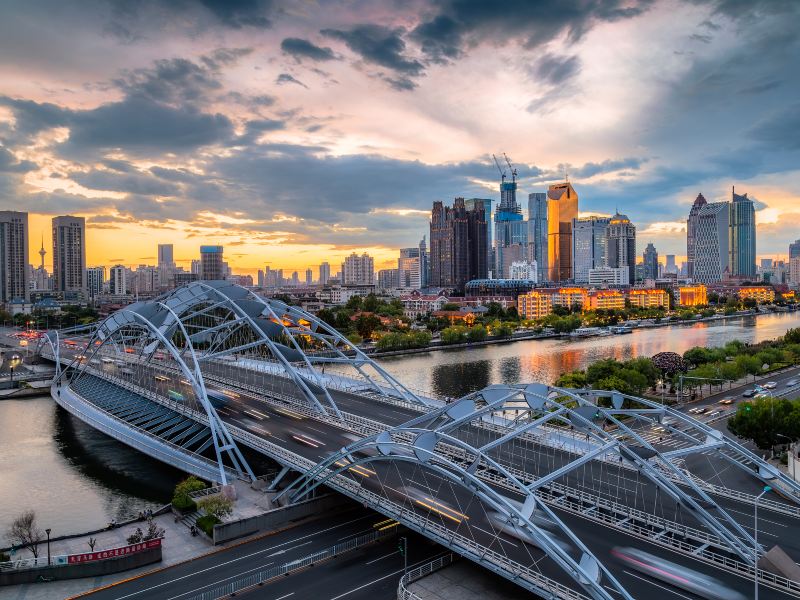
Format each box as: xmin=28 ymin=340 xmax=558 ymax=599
xmin=503 ymin=153 xmax=517 ymax=183
xmin=492 ymin=154 xmax=506 ymax=183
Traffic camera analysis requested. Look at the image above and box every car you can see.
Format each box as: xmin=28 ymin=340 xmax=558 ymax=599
xmin=707 ymin=410 xmax=721 ymax=418
xmin=694 ymin=407 xmax=708 ymax=414
xmin=763 ymin=381 xmax=778 ymax=389
xmin=755 ymin=392 xmax=770 ymax=399
xmin=719 ymin=397 xmax=735 ymax=405
xmin=786 ymin=378 xmax=800 ymax=388
xmin=742 ymin=389 xmax=757 ymax=398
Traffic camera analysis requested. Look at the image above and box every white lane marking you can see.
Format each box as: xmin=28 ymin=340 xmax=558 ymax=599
xmin=724 ymin=507 xmax=787 ymax=527
xmin=472 ymin=525 xmax=518 ymax=547
xmin=364 ymin=550 xmax=399 ymax=565
xmin=623 ymin=570 xmax=695 ymax=600
xmin=165 ymin=561 xmax=276 ymax=599
xmin=274 ymin=594 xmax=295 ymax=600
xmin=328 ymin=554 xmax=450 ymax=600
xmin=108 ymin=514 xmax=375 ymax=599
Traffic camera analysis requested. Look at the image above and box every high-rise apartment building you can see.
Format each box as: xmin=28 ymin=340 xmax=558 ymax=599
xmin=377 ymin=268 xmax=399 ymax=290
xmin=0 ymin=211 xmax=29 ymax=302
xmin=109 ymin=264 xmax=127 ymax=295
xmin=527 ymin=192 xmax=548 ymax=282
xmin=319 ymin=262 xmax=331 ymax=285
xmin=418 ymin=236 xmax=429 ymax=288
xmin=605 ymin=213 xmax=636 ymax=284
xmin=52 ymin=215 xmax=86 ymax=298
xmin=86 ymin=266 xmax=105 ymax=299
xmin=729 ymin=188 xmax=756 ymax=278
xmin=430 ymin=198 xmax=488 ymax=291
xmin=665 ymin=255 xmax=677 ymax=274
xmin=157 ymin=243 xmax=175 ymax=288
xmin=305 ymin=268 xmax=313 ymax=285
xmin=200 ymin=245 xmax=225 ymax=280
xmin=643 ymin=243 xmax=659 ymax=280
xmin=341 ymin=252 xmax=374 ymax=285
xmin=686 ymin=193 xmax=707 ymax=279
xmin=546 ymin=182 xmax=579 ymax=282
xmin=694 ymin=202 xmax=729 ymax=283
xmin=398 ymin=247 xmax=421 ymax=289
xmin=571 ymin=216 xmax=609 ymax=284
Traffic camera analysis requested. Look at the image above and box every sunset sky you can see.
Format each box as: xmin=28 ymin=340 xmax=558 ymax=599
xmin=1 ymin=0 xmax=799 ymax=276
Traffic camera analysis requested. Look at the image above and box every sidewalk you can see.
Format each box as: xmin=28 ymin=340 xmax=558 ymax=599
xmin=0 ymin=481 xmax=278 ymax=600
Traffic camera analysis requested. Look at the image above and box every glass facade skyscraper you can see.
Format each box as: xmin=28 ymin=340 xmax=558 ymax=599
xmin=728 ymin=189 xmax=756 ymax=278
xmin=686 ymin=193 xmax=707 ymax=280
xmin=494 ymin=181 xmax=526 ymax=279
xmin=527 ymin=193 xmax=548 ymax=282
xmin=571 ymin=216 xmax=609 ymax=283
xmin=546 ymin=182 xmax=578 ymax=282
xmin=605 ymin=213 xmax=636 ymax=284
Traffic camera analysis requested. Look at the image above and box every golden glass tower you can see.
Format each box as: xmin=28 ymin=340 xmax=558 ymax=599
xmin=546 ymin=182 xmax=579 ymax=282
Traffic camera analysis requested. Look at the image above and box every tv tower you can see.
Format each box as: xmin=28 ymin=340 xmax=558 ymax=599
xmin=38 ymin=234 xmax=46 ymax=269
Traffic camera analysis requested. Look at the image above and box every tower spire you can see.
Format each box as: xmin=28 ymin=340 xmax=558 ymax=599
xmin=38 ymin=233 xmax=46 ymax=269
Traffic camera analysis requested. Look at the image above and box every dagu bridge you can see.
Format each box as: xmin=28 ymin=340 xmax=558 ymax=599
xmin=35 ymin=281 xmax=800 ymax=600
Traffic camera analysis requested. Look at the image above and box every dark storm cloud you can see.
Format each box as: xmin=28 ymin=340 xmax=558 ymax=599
xmin=411 ymin=0 xmax=655 ymax=63
xmin=748 ymin=103 xmax=800 ymax=151
xmin=196 ymin=0 xmax=273 ymax=28
xmin=114 ymin=58 xmax=223 ymax=105
xmin=276 ymin=73 xmax=307 ymax=88
xmin=321 ymin=25 xmax=424 ymax=77
xmin=71 ymin=168 xmax=181 ymax=196
xmin=280 ymin=38 xmax=337 ymax=62
xmin=235 ymin=118 xmax=286 ymax=145
xmin=532 ymin=54 xmax=581 ymax=86
xmin=567 ymin=157 xmax=647 ymax=179
xmin=0 ymin=147 xmax=37 ymax=173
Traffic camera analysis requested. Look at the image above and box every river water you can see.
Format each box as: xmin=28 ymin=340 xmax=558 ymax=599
xmin=1 ymin=311 xmax=799 ymax=537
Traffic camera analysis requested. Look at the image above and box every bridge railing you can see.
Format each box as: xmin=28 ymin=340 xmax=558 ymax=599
xmin=397 ymin=553 xmax=456 ymax=600
xmin=185 ymin=527 xmax=395 ymax=600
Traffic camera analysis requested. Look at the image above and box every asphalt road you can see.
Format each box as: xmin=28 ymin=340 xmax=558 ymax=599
xmin=80 ymin=509 xmax=392 ymax=600
xmin=53 ymin=346 xmax=800 ymax=599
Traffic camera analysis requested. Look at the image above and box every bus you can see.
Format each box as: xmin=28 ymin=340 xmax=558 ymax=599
xmin=168 ymin=390 xmax=184 ymax=402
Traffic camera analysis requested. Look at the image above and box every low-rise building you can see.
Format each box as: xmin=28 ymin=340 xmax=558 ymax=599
xmin=628 ymin=288 xmax=669 ymax=309
xmin=737 ymin=286 xmax=775 ymax=303
xmin=517 ymin=290 xmax=554 ymax=320
xmin=400 ymin=292 xmax=449 ymax=319
xmin=553 ymin=288 xmax=589 ymax=310
xmin=587 ymin=290 xmax=625 ymax=310
xmin=677 ymin=285 xmax=708 ymax=307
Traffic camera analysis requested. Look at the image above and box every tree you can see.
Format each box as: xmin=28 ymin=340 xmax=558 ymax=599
xmin=88 ymin=537 xmax=97 ymax=551
xmin=441 ymin=303 xmax=460 ymax=312
xmin=316 ymin=308 xmax=337 ymax=328
xmin=126 ymin=517 xmax=165 ymax=545
xmin=786 ymin=328 xmax=800 ymax=344
xmin=734 ymin=354 xmax=761 ymax=380
xmin=6 ymin=510 xmax=43 ymax=558
xmin=362 ymin=293 xmax=379 ymax=312
xmin=468 ymin=324 xmax=488 ymax=342
xmin=354 ymin=314 xmax=381 ymax=339
xmin=594 ymin=375 xmax=632 ymax=395
xmin=197 ymin=495 xmax=234 ymax=521
xmin=729 ymin=397 xmax=800 ymax=449
xmin=172 ymin=476 xmax=206 ymax=511
xmin=624 ymin=357 xmax=659 ymax=389
xmin=651 ymin=352 xmax=687 ymax=377
xmin=345 ymin=295 xmax=363 ymax=310
xmin=556 ymin=371 xmax=588 ymax=388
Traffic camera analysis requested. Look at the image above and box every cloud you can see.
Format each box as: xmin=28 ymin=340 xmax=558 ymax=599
xmin=748 ymin=103 xmax=800 ymax=151
xmin=321 ymin=24 xmax=424 ymax=80
xmin=194 ymin=0 xmax=273 ymax=29
xmin=0 ymin=146 xmax=37 ymax=173
xmin=531 ymin=53 xmax=581 ymax=86
xmin=275 ymin=73 xmax=307 ymax=88
xmin=71 ymin=168 xmax=181 ymax=196
xmin=280 ymin=37 xmax=336 ymax=62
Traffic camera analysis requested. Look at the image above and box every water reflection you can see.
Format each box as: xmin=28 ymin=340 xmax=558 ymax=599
xmin=431 ymin=357 xmax=492 ymax=398
xmin=380 ymin=312 xmax=800 ymax=397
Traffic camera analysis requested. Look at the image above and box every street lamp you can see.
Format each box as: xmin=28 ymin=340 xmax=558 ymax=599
xmin=398 ymin=536 xmax=408 ymax=576
xmin=45 ymin=528 xmax=51 ymax=566
xmin=755 ymin=485 xmax=771 ymax=600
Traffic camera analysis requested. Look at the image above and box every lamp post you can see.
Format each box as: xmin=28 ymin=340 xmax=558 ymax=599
xmin=755 ymin=486 xmax=771 ymax=600
xmin=45 ymin=528 xmax=51 ymax=566
xmin=399 ymin=536 xmax=408 ymax=576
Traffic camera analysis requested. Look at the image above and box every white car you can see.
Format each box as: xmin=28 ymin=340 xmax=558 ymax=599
xmin=763 ymin=381 xmax=778 ymax=389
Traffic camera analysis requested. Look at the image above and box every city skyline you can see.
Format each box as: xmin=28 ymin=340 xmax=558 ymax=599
xmin=1 ymin=1 xmax=798 ymax=274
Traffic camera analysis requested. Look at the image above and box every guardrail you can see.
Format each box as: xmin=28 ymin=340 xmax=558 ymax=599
xmin=397 ymin=553 xmax=456 ymax=600
xmin=185 ymin=527 xmax=395 ymax=600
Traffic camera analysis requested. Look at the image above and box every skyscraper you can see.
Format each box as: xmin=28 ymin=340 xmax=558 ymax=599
xmin=0 ymin=211 xmax=29 ymax=302
xmin=341 ymin=252 xmax=374 ymax=285
xmin=527 ymin=192 xmax=548 ymax=282
xmin=643 ymin=243 xmax=659 ymax=280
xmin=52 ymin=215 xmax=86 ymax=298
xmin=729 ymin=188 xmax=756 ymax=278
xmin=86 ymin=266 xmax=105 ymax=299
xmin=464 ymin=199 xmax=493 ymax=276
xmin=157 ymin=243 xmax=175 ymax=289
xmin=546 ymin=182 xmax=579 ymax=281
xmin=494 ymin=180 xmax=526 ymax=279
xmin=319 ymin=262 xmax=331 ymax=285
xmin=305 ymin=268 xmax=313 ymax=285
xmin=686 ymin=193 xmax=707 ymax=280
xmin=571 ymin=216 xmax=609 ymax=284
xmin=398 ymin=247 xmax=421 ymax=289
xmin=430 ymin=198 xmax=488 ymax=291
xmin=694 ymin=202 xmax=729 ymax=283
xmin=418 ymin=236 xmax=429 ymax=288
xmin=605 ymin=213 xmax=636 ymax=284
xmin=665 ymin=255 xmax=677 ymax=274
xmin=200 ymin=245 xmax=225 ymax=280
xmin=790 ymin=239 xmax=800 ymax=260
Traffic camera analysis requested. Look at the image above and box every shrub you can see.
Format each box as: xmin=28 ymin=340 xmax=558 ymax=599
xmin=195 ymin=515 xmax=221 ymax=537
xmin=197 ymin=495 xmax=234 ymax=521
xmin=171 ymin=495 xmax=196 ymax=513
xmin=172 ymin=476 xmax=205 ymax=512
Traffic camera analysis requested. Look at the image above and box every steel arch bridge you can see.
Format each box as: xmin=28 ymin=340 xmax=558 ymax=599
xmin=37 ymin=283 xmax=800 ymax=600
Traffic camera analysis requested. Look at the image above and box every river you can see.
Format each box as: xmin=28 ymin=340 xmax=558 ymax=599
xmin=1 ymin=311 xmax=798 ymax=537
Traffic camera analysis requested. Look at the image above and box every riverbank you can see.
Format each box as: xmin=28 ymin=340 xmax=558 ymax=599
xmin=368 ymin=307 xmax=795 ymax=358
